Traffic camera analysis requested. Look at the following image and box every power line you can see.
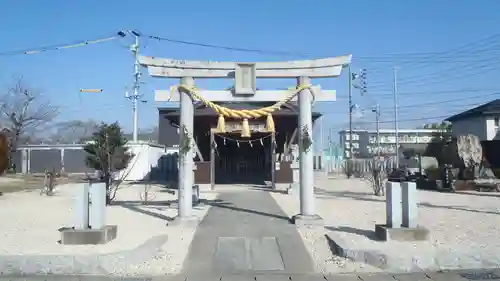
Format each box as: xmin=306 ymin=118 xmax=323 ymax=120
xmin=354 ymin=87 xmax=500 ymax=98
xmin=354 ymin=35 xmax=500 ymax=88
xmin=358 ymin=114 xmax=452 ymax=125
xmin=380 ymin=92 xmax=499 ymax=110
xmin=144 ymin=33 xmax=311 ymax=58
xmin=0 ymin=32 xmax=126 ymax=56
xmin=330 ymin=92 xmax=499 ymax=115
xmin=355 ymin=33 xmax=500 ymax=60
xmin=144 ymin=31 xmax=500 ymax=62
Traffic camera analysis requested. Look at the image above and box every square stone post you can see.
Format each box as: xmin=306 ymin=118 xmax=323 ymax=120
xmin=385 ymin=181 xmax=402 ymax=228
xmin=89 ymin=182 xmax=106 ymax=229
xmin=402 ymin=181 xmax=418 ymax=228
xmin=75 ymin=183 xmax=90 ymax=229
xmin=176 ymin=77 xmax=196 ymax=222
xmin=21 ymin=149 xmax=28 ymax=174
xmin=292 ymin=77 xmax=323 ymax=226
xmin=289 ymin=160 xmax=300 ymax=194
xmin=60 ymin=148 xmax=65 ymax=174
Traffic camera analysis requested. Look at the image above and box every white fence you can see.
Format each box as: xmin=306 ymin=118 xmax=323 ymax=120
xmin=320 ymin=156 xmax=397 ymax=177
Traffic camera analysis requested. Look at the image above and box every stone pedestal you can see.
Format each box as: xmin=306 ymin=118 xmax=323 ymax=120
xmin=375 ymin=181 xmax=429 ymax=241
xmin=291 ymin=214 xmax=323 ymax=227
xmin=60 ymin=182 xmax=117 ymax=245
xmin=59 ymin=225 xmax=117 ymax=245
xmin=375 ymin=224 xmax=429 ymax=241
xmin=169 ymin=215 xmax=200 ymax=228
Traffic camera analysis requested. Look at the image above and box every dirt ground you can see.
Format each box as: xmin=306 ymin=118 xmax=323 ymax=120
xmin=0 ymin=174 xmax=85 ymax=194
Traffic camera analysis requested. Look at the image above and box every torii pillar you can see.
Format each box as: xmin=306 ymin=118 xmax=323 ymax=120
xmin=139 ymin=55 xmax=352 ymax=227
xmin=291 ymin=76 xmax=322 ymax=226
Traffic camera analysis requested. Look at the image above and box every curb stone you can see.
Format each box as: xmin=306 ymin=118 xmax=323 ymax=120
xmin=0 ymin=234 xmax=168 ymax=276
xmin=325 ymin=233 xmax=388 ymax=270
xmin=325 ymin=232 xmax=500 ymax=272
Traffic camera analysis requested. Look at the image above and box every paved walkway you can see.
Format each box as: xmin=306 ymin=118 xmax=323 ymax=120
xmin=3 ymin=269 xmax=500 ymax=280
xmin=182 ymin=187 xmax=315 ymax=275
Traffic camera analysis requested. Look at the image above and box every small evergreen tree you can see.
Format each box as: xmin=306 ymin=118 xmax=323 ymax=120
xmin=84 ymin=122 xmax=133 ymax=204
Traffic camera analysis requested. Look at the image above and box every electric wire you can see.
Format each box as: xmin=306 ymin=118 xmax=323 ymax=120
xmin=0 ymin=32 xmax=126 ymax=56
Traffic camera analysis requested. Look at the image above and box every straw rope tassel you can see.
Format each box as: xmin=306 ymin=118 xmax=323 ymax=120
xmin=217 ymin=114 xmax=226 ymax=133
xmin=241 ymin=118 xmax=251 ymax=138
xmin=266 ymin=114 xmax=275 ymax=133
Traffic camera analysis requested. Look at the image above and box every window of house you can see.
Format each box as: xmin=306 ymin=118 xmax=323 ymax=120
xmin=495 ymin=116 xmax=499 ymax=127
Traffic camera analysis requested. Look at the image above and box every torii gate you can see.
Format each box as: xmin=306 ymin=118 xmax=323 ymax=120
xmin=139 ymin=55 xmax=352 ymax=226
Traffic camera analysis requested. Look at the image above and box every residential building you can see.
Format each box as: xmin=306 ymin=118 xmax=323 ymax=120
xmin=445 ymin=99 xmax=500 ymax=141
xmin=338 ymin=129 xmax=442 ymax=158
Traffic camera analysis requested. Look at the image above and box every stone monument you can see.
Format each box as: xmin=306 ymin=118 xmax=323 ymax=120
xmin=375 ymin=181 xmax=429 ymax=241
xmin=59 ymin=182 xmax=117 ymax=245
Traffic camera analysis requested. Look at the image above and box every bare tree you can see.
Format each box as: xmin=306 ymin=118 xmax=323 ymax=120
xmin=0 ymin=77 xmax=58 ymax=150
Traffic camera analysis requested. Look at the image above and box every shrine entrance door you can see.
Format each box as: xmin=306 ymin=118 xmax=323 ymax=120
xmin=214 ymin=132 xmax=272 ymax=186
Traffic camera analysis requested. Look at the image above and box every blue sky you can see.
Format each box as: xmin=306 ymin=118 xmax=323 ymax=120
xmin=1 ymin=0 xmax=500 ymax=145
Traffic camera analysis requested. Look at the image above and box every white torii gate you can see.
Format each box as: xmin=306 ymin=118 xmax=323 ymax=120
xmin=140 ymin=55 xmax=352 ymax=226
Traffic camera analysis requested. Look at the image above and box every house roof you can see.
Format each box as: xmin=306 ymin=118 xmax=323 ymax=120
xmin=446 ymin=99 xmax=500 ymax=122
xmin=158 ymin=102 xmax=322 ymax=118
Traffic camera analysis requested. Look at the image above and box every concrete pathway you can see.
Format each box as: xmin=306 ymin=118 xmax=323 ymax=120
xmin=182 ymin=187 xmax=315 ymax=275
xmin=3 ymin=268 xmax=500 ymax=280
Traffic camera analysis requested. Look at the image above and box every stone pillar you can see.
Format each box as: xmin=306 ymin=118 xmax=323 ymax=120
xmin=27 ymin=149 xmax=31 ymax=173
xmin=178 ymin=77 xmax=195 ymax=219
xmin=385 ymin=182 xmax=402 ymax=228
xmin=292 ymin=77 xmax=322 ymax=226
xmin=89 ymin=182 xmax=106 ymax=229
xmin=290 ymin=161 xmax=300 ymax=194
xmin=60 ymin=148 xmax=65 ymax=174
xmin=21 ymin=149 xmax=28 ymax=174
xmin=402 ymin=181 xmax=418 ymax=228
xmin=75 ymin=183 xmax=90 ymax=230
xmin=298 ymin=76 xmax=314 ymax=216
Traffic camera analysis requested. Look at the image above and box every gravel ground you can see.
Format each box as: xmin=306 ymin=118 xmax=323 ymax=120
xmin=270 ymin=176 xmax=500 ymax=272
xmin=0 ymin=182 xmax=215 ymax=275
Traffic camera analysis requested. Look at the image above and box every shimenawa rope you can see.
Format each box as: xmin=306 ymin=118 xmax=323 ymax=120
xmin=173 ymin=84 xmax=313 ymax=137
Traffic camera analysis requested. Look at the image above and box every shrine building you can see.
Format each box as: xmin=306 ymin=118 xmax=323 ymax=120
xmin=157 ymin=102 xmax=321 ymax=187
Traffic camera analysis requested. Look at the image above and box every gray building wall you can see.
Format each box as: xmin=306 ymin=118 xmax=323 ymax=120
xmin=64 ymin=149 xmax=94 ymax=174
xmin=30 ymin=150 xmax=62 ymax=173
xmin=16 ymin=145 xmax=94 ymax=174
xmin=158 ymin=114 xmax=179 ymax=147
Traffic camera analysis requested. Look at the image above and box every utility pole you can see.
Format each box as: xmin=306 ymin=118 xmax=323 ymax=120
xmin=126 ymin=30 xmax=142 ymax=143
xmin=319 ymin=117 xmax=328 ymax=174
xmin=372 ymin=104 xmax=381 ymax=157
xmin=393 ymin=67 xmax=399 ymax=168
xmin=328 ymin=127 xmax=333 ymax=173
xmin=348 ymin=65 xmax=353 ymax=160
xmin=350 ymin=68 xmax=367 ymax=158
